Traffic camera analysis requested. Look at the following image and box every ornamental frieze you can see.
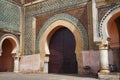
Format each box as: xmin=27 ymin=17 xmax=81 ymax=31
xmin=25 ymin=0 xmax=89 ymax=16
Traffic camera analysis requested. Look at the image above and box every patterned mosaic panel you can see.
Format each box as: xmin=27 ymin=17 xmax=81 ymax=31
xmin=25 ymin=0 xmax=89 ymax=16
xmin=0 ymin=0 xmax=20 ymax=32
xmin=24 ymin=0 xmax=89 ymax=55
xmin=24 ymin=27 xmax=34 ymax=55
xmin=98 ymin=5 xmax=111 ymax=23
xmin=24 ymin=17 xmax=34 ymax=55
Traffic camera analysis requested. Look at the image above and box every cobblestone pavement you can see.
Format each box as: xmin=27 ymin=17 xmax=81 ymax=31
xmin=0 ymin=72 xmax=98 ymax=80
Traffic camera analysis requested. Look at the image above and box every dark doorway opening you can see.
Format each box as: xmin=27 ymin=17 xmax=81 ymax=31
xmin=108 ymin=15 xmax=120 ymax=72
xmin=49 ymin=27 xmax=78 ymax=74
xmin=0 ymin=39 xmax=14 ymax=72
xmin=114 ymin=16 xmax=120 ymax=72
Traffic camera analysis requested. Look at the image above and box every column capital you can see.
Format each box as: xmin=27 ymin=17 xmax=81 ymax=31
xmin=44 ymin=56 xmax=49 ymax=62
xmin=12 ymin=53 xmax=21 ymax=59
xmin=96 ymin=42 xmax=108 ymax=50
xmin=100 ymin=69 xmax=110 ymax=73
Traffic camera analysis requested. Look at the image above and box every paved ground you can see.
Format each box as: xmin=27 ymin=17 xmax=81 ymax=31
xmin=0 ymin=72 xmax=98 ymax=80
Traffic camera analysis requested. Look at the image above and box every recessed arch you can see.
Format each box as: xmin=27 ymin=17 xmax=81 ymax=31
xmin=107 ymin=12 xmax=120 ymax=48
xmin=36 ymin=13 xmax=88 ymax=74
xmin=0 ymin=34 xmax=20 ymax=72
xmin=0 ymin=34 xmax=20 ymax=56
xmin=99 ymin=5 xmax=120 ymax=43
xmin=36 ymin=13 xmax=88 ymax=53
xmin=99 ymin=6 xmax=120 ymax=73
xmin=48 ymin=27 xmax=78 ymax=73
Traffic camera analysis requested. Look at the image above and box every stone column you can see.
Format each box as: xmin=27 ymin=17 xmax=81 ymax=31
xmin=43 ymin=54 xmax=49 ymax=73
xmin=13 ymin=56 xmax=20 ymax=73
xmin=98 ymin=43 xmax=110 ymax=73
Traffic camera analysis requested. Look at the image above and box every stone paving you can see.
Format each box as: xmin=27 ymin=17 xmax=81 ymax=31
xmin=98 ymin=72 xmax=120 ymax=80
xmin=0 ymin=72 xmax=98 ymax=80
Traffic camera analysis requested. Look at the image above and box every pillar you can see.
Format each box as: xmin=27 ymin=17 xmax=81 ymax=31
xmin=44 ymin=61 xmax=48 ymax=73
xmin=13 ymin=56 xmax=20 ymax=73
xmin=98 ymin=42 xmax=110 ymax=73
xmin=43 ymin=54 xmax=49 ymax=73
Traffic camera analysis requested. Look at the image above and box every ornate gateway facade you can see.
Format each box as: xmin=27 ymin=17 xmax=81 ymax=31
xmin=0 ymin=0 xmax=120 ymax=76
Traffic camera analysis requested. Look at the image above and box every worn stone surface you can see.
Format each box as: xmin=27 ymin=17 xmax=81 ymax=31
xmin=19 ymin=54 xmax=41 ymax=73
xmin=98 ymin=73 xmax=120 ymax=80
xmin=82 ymin=50 xmax=100 ymax=74
xmin=0 ymin=72 xmax=98 ymax=80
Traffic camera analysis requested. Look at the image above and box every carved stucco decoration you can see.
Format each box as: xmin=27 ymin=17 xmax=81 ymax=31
xmin=99 ymin=4 xmax=120 ymax=43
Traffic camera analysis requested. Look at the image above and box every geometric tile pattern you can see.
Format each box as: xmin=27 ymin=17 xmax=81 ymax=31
xmin=24 ymin=0 xmax=89 ymax=55
xmin=0 ymin=0 xmax=20 ymax=32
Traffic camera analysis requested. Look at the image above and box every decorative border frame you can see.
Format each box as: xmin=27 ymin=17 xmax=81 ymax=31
xmin=99 ymin=4 xmax=120 ymax=39
xmin=36 ymin=13 xmax=88 ymax=53
xmin=0 ymin=34 xmax=20 ymax=56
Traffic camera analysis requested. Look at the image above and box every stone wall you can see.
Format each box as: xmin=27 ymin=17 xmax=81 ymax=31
xmin=82 ymin=50 xmax=100 ymax=74
xmin=19 ymin=54 xmax=41 ymax=73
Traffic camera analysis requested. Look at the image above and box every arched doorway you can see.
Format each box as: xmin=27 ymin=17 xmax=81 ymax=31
xmin=0 ymin=39 xmax=14 ymax=72
xmin=0 ymin=34 xmax=20 ymax=72
xmin=107 ymin=12 xmax=120 ymax=72
xmin=49 ymin=27 xmax=78 ymax=74
xmin=37 ymin=13 xmax=88 ymax=75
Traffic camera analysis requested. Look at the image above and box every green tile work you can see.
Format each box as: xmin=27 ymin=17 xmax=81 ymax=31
xmin=0 ymin=0 xmax=20 ymax=32
xmin=26 ymin=0 xmax=89 ymax=16
xmin=36 ymin=13 xmax=88 ymax=53
xmin=24 ymin=0 xmax=89 ymax=55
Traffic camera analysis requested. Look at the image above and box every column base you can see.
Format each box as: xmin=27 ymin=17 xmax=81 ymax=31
xmin=100 ymin=69 xmax=110 ymax=73
xmin=14 ymin=71 xmax=19 ymax=73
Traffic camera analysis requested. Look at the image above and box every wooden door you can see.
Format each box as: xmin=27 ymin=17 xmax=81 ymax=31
xmin=49 ymin=27 xmax=78 ymax=74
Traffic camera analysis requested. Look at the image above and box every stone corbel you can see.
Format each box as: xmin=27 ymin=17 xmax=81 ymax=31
xmin=45 ymin=54 xmax=50 ymax=62
xmin=12 ymin=53 xmax=21 ymax=61
xmin=107 ymin=37 xmax=111 ymax=42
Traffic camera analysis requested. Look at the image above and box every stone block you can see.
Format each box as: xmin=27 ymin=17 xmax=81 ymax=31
xmin=19 ymin=54 xmax=41 ymax=73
